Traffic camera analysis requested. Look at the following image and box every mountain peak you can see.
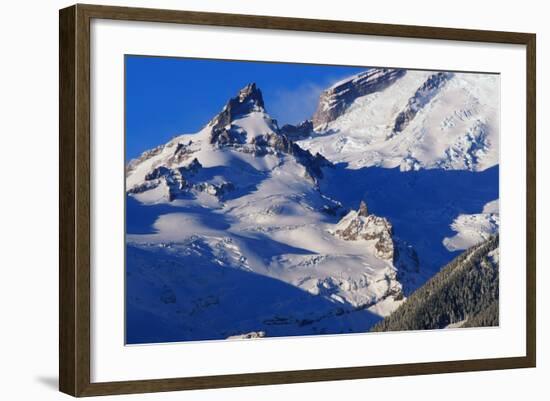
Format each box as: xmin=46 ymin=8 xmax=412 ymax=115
xmin=237 ymin=82 xmax=264 ymax=109
xmin=358 ymin=200 xmax=369 ymax=217
xmin=208 ymin=82 xmax=266 ymax=136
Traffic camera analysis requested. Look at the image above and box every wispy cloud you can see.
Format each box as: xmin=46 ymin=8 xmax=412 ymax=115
xmin=267 ymin=82 xmax=325 ymax=126
xmin=266 ymin=70 xmax=363 ymax=126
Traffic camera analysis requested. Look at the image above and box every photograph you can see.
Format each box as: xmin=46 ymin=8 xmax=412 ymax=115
xmin=125 ymin=56 xmax=500 ymax=344
xmin=1 ymin=0 xmax=542 ymax=398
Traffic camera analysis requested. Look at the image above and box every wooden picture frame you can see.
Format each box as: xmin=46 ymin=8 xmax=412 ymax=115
xmin=59 ymin=3 xmax=536 ymax=397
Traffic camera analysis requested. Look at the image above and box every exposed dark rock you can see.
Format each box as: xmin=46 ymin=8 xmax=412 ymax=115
xmin=335 ymin=203 xmax=395 ymax=260
xmin=168 ymin=141 xmax=198 ymax=165
xmin=210 ymin=126 xmax=248 ymax=147
xmin=127 ymin=180 xmax=163 ymax=195
xmin=128 ymin=158 xmax=203 ymax=200
xmin=209 ymin=83 xmax=265 ymax=135
xmin=358 ymin=200 xmax=369 ymax=217
xmin=251 ymin=131 xmax=293 ymax=154
xmin=312 ymin=69 xmax=406 ymax=128
xmin=390 ymin=72 xmax=453 ymax=137
xmin=248 ymin=130 xmax=332 ymax=184
xmin=193 ymin=182 xmax=235 ymax=198
xmin=145 ymin=166 xmax=171 ymax=181
xmin=290 ymin=144 xmax=332 ymax=184
xmin=279 ymin=120 xmax=313 ymax=141
xmin=182 ymin=157 xmax=202 ymax=173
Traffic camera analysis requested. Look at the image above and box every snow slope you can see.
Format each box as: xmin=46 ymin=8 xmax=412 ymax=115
xmin=300 ymin=70 xmax=500 ymax=171
xmin=125 ymin=68 xmax=499 ymax=343
xmin=126 ymin=83 xmax=417 ymax=343
xmin=443 ymin=200 xmax=500 ymax=251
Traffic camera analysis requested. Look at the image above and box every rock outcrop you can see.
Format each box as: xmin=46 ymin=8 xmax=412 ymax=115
xmin=312 ymin=68 xmax=406 ymax=128
xmin=390 ymin=72 xmax=453 ymax=137
xmin=279 ymin=120 xmax=313 ymax=141
xmin=208 ymin=83 xmax=277 ymax=147
xmin=127 ymin=158 xmax=207 ymax=201
xmin=209 ymin=83 xmax=265 ymax=130
xmin=334 ymin=201 xmax=394 ymax=260
xmin=358 ymin=200 xmax=369 ymax=217
xmin=252 ymin=132 xmax=332 ymax=183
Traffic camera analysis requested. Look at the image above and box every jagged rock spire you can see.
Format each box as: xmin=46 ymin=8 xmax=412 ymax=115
xmin=358 ymin=200 xmax=369 ymax=217
xmin=334 ymin=206 xmax=394 ymax=260
xmin=237 ymin=83 xmax=264 ymax=109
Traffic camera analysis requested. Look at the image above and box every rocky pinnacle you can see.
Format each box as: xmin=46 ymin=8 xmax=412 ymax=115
xmin=358 ymin=200 xmax=369 ymax=217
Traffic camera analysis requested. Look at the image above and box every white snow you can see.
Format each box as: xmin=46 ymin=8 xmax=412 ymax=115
xmin=443 ymin=200 xmax=500 ymax=251
xmin=300 ymin=71 xmax=499 ymax=171
xmin=126 ymin=108 xmax=411 ymax=342
xmin=125 ymin=71 xmax=499 ymax=343
xmin=226 ymin=331 xmax=266 ymax=340
xmin=231 ymin=112 xmax=276 ymax=142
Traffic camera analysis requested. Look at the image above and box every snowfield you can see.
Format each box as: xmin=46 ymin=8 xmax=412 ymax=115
xmin=125 ymin=69 xmax=499 ymax=343
xmin=443 ymin=200 xmax=500 ymax=252
xmin=300 ymin=70 xmax=499 ymax=172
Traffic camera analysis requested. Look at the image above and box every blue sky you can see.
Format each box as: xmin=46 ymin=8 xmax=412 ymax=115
xmin=125 ymin=56 xmax=366 ymax=159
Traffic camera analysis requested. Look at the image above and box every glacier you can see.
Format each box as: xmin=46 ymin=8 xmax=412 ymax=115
xmin=125 ymin=67 xmax=499 ymax=344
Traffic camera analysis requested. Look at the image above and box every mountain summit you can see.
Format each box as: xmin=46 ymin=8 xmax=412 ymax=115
xmin=208 ymin=82 xmax=266 ymax=132
xmin=236 ymin=82 xmax=265 ymax=110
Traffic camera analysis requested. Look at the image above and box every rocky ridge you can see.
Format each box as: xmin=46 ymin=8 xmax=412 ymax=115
xmin=312 ymin=68 xmax=406 ymax=128
xmin=390 ymin=72 xmax=453 ymax=137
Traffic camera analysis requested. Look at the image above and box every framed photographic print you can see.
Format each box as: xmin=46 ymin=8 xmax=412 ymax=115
xmin=59 ymin=4 xmax=536 ymax=397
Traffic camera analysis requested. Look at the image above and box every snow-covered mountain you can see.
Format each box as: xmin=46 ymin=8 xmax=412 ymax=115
xmin=126 ymin=82 xmax=423 ymax=343
xmin=126 ymin=68 xmax=499 ymax=344
xmin=300 ymin=68 xmax=499 ymax=171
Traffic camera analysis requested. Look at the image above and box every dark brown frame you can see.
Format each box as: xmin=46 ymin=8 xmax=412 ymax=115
xmin=59 ymin=3 xmax=536 ymax=397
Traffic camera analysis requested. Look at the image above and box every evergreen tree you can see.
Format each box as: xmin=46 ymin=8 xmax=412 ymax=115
xmin=371 ymin=236 xmax=499 ymax=332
